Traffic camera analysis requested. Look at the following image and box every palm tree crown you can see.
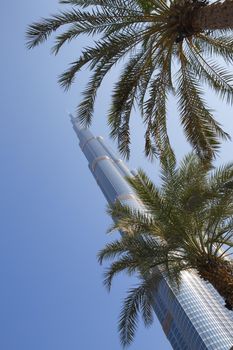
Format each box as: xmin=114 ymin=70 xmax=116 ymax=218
xmin=98 ymin=153 xmax=233 ymax=346
xmin=26 ymin=0 xmax=233 ymax=160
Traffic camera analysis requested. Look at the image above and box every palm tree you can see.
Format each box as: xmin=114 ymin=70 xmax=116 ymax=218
xmin=98 ymin=153 xmax=233 ymax=346
xmin=26 ymin=0 xmax=233 ymax=160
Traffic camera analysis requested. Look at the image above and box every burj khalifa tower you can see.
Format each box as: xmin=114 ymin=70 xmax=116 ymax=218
xmin=71 ymin=115 xmax=233 ymax=350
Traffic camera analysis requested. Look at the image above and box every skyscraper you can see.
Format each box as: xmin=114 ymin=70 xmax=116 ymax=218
xmin=71 ymin=116 xmax=233 ymax=350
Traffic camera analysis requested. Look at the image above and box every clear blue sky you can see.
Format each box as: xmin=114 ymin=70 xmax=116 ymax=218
xmin=1 ymin=1 xmax=233 ymax=350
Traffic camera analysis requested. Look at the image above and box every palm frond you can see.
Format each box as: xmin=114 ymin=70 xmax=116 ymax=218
xmin=177 ymin=63 xmax=221 ymax=161
xmin=118 ymin=279 xmax=154 ymax=347
xmin=59 ymin=0 xmax=143 ymax=13
xmin=143 ymin=66 xmax=174 ymax=159
xmin=108 ymin=39 xmax=157 ymax=157
xmin=59 ymin=29 xmax=143 ymax=91
xmin=197 ymin=34 xmax=233 ymax=64
xmin=208 ymin=162 xmax=233 ymax=191
xmin=26 ymin=9 xmax=95 ymax=48
xmin=98 ymin=238 xmax=129 ymax=264
xmin=126 ymin=170 xmax=167 ymax=219
xmin=103 ymin=255 xmax=139 ymax=291
xmin=187 ymin=41 xmax=233 ymax=106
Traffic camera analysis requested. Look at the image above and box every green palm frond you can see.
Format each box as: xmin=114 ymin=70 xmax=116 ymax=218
xmin=103 ymin=255 xmax=139 ymax=291
xmin=126 ymin=169 xmax=164 ymax=214
xmin=142 ymin=67 xmax=174 ymax=159
xmin=118 ymin=276 xmax=155 ymax=347
xmin=98 ymin=238 xmax=130 ymax=264
xmin=208 ymin=162 xmax=233 ymax=191
xmin=107 ymin=207 xmax=161 ymax=237
xmin=177 ymin=63 xmax=222 ymax=161
xmin=59 ymin=0 xmax=143 ymax=12
xmin=187 ymin=41 xmax=233 ymax=106
xmin=58 ymin=29 xmax=143 ymax=91
xmin=198 ymin=34 xmax=233 ymax=63
xmin=99 ymin=235 xmax=166 ymax=291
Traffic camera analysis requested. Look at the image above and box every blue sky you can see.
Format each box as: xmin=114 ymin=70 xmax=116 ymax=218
xmin=1 ymin=1 xmax=233 ymax=349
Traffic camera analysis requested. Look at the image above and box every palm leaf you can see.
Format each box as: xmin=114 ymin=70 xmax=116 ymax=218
xmin=118 ymin=277 xmax=155 ymax=347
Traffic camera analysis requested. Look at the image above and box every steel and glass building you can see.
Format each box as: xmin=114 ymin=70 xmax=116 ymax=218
xmin=71 ymin=116 xmax=233 ymax=350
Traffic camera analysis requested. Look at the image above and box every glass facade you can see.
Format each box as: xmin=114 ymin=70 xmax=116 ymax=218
xmin=71 ymin=117 xmax=233 ymax=349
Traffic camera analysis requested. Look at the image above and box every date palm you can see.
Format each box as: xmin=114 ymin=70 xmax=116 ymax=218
xmin=26 ymin=0 xmax=233 ymax=160
xmin=98 ymin=153 xmax=233 ymax=346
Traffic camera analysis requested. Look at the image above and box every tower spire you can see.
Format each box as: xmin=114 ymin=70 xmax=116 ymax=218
xmin=71 ymin=116 xmax=139 ymax=207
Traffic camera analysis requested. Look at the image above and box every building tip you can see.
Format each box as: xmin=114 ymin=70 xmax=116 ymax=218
xmin=68 ymin=112 xmax=86 ymax=132
xmin=68 ymin=112 xmax=75 ymax=122
xmin=68 ymin=112 xmax=78 ymax=125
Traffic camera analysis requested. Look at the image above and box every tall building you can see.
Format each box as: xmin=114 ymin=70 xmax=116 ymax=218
xmin=71 ymin=116 xmax=233 ymax=350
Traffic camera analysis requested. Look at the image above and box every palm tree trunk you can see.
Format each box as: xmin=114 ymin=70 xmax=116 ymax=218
xmin=198 ymin=257 xmax=233 ymax=310
xmin=193 ymin=0 xmax=233 ymax=31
